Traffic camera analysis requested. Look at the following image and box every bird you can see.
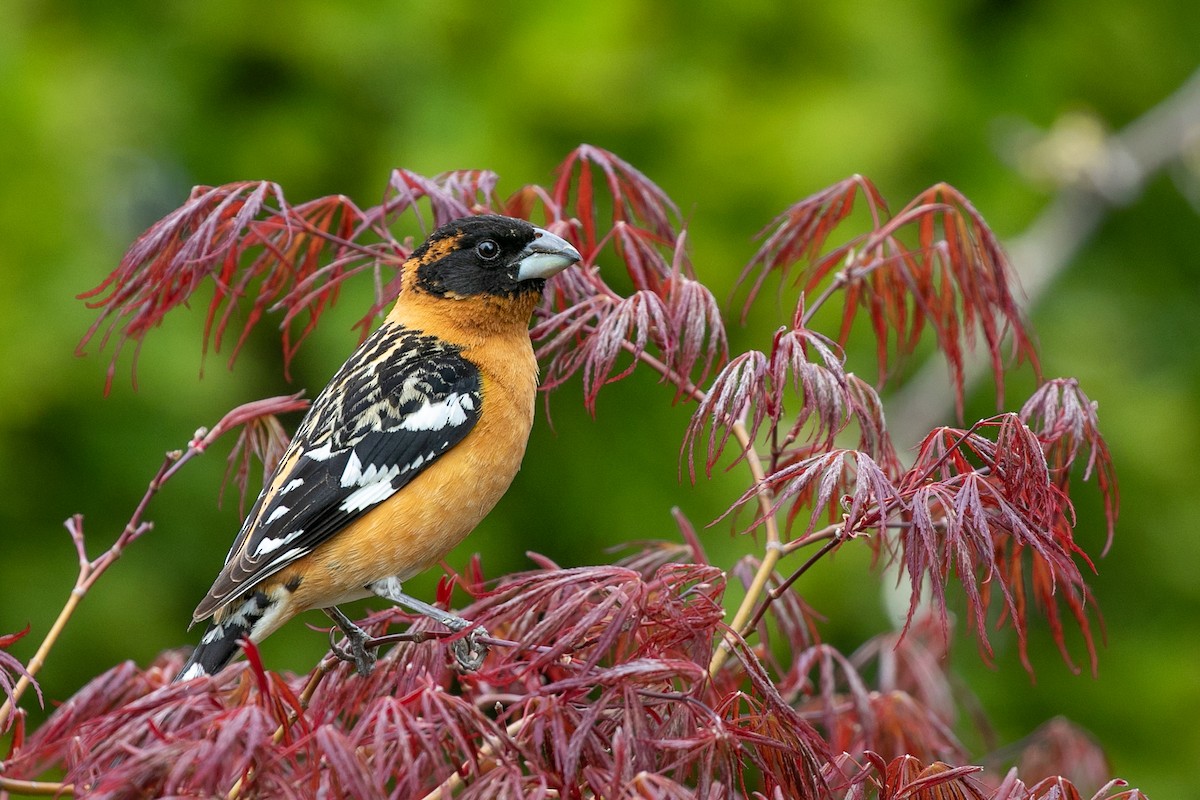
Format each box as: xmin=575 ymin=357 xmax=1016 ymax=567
xmin=176 ymin=214 xmax=581 ymax=681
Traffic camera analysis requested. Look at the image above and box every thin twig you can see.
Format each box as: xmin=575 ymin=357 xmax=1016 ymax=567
xmin=0 ymin=398 xmax=303 ymax=733
xmin=0 ymin=776 xmax=74 ymax=796
xmin=0 ymin=571 xmax=85 ymax=732
xmin=706 ymin=420 xmax=781 ymax=677
xmin=616 ymin=340 xmax=705 ymax=404
xmin=743 ymin=537 xmax=841 ymax=634
xmin=0 ymin=448 xmax=188 ymax=731
xmin=360 ymin=630 xmax=549 ymax=656
xmin=779 ymin=521 xmax=847 ymax=555
xmin=801 ymin=263 xmax=852 ymax=328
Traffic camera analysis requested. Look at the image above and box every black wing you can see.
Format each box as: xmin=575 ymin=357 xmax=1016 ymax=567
xmin=193 ymin=323 xmax=481 ymax=620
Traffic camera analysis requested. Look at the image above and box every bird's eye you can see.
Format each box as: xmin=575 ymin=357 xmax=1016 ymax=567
xmin=475 ymin=239 xmax=500 ymax=261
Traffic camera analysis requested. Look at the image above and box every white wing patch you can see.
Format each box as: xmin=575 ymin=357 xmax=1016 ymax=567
xmin=244 ymin=395 xmax=476 ymax=566
xmin=396 ymin=393 xmax=476 ymax=431
xmin=305 ymin=442 xmax=335 ymax=462
xmin=325 ymin=394 xmax=475 ymax=515
xmin=338 ymin=451 xmax=404 ymax=489
xmin=280 ymin=478 xmax=305 ymax=495
xmin=339 ymin=452 xmax=363 ymax=487
xmin=340 ymin=480 xmax=400 ymax=513
xmin=254 ymin=530 xmax=303 ymax=556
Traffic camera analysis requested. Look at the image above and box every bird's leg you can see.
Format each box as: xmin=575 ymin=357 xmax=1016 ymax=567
xmin=367 ymin=577 xmax=489 ymax=670
xmin=324 ymin=606 xmax=377 ymax=677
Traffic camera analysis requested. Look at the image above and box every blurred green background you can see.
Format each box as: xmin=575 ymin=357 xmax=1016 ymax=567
xmin=2 ymin=0 xmax=1198 ymax=795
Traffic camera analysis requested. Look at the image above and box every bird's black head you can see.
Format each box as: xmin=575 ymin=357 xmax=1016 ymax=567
xmin=409 ymin=215 xmax=580 ymax=299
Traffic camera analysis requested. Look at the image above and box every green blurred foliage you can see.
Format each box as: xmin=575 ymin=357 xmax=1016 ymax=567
xmin=2 ymin=0 xmax=1198 ymax=795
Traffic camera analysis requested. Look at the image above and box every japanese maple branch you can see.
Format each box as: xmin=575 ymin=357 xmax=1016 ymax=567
xmin=0 ymin=776 xmax=74 ymax=796
xmin=744 ymin=537 xmax=842 ymax=634
xmin=612 ymin=342 xmax=787 ymax=676
xmin=800 ymin=254 xmax=857 ymax=328
xmin=0 ymin=448 xmax=183 ymax=731
xmin=0 ymin=397 xmax=304 ymax=732
xmin=410 ymin=649 xmax=617 ymax=800
xmin=705 ymin=424 xmax=782 ymax=677
xmin=779 ymin=521 xmax=848 ymax=555
xmin=797 ymin=203 xmax=953 ymax=332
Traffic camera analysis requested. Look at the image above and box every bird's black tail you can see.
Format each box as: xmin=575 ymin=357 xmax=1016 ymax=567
xmin=175 ymin=621 xmax=247 ymax=682
xmin=175 ymin=591 xmax=271 ymax=682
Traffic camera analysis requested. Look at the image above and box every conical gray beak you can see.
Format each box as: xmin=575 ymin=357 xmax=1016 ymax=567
xmin=515 ymin=228 xmax=582 ymax=281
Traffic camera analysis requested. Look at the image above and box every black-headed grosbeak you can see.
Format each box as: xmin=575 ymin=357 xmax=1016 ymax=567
xmin=177 ymin=215 xmax=580 ymax=681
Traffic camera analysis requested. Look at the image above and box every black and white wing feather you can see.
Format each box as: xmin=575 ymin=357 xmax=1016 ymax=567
xmin=193 ymin=323 xmax=481 ymax=621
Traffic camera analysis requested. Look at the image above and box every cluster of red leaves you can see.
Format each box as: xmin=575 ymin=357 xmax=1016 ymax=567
xmin=695 ymin=368 xmax=1109 ymax=675
xmin=1 ymin=548 xmax=1142 ymax=799
xmin=0 ymin=626 xmax=37 ymax=730
xmin=4 ymin=555 xmax=810 ymax=798
xmin=739 ymin=177 xmax=1039 ymax=416
xmin=3 ymin=146 xmax=1132 ymax=797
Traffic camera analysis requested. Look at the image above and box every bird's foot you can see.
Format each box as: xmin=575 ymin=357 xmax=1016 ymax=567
xmin=363 ymin=579 xmax=489 ymax=670
xmin=449 ymin=625 xmax=490 ymax=671
xmin=325 ymin=607 xmax=377 ymax=677
xmin=331 ymin=633 xmax=377 ymax=678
